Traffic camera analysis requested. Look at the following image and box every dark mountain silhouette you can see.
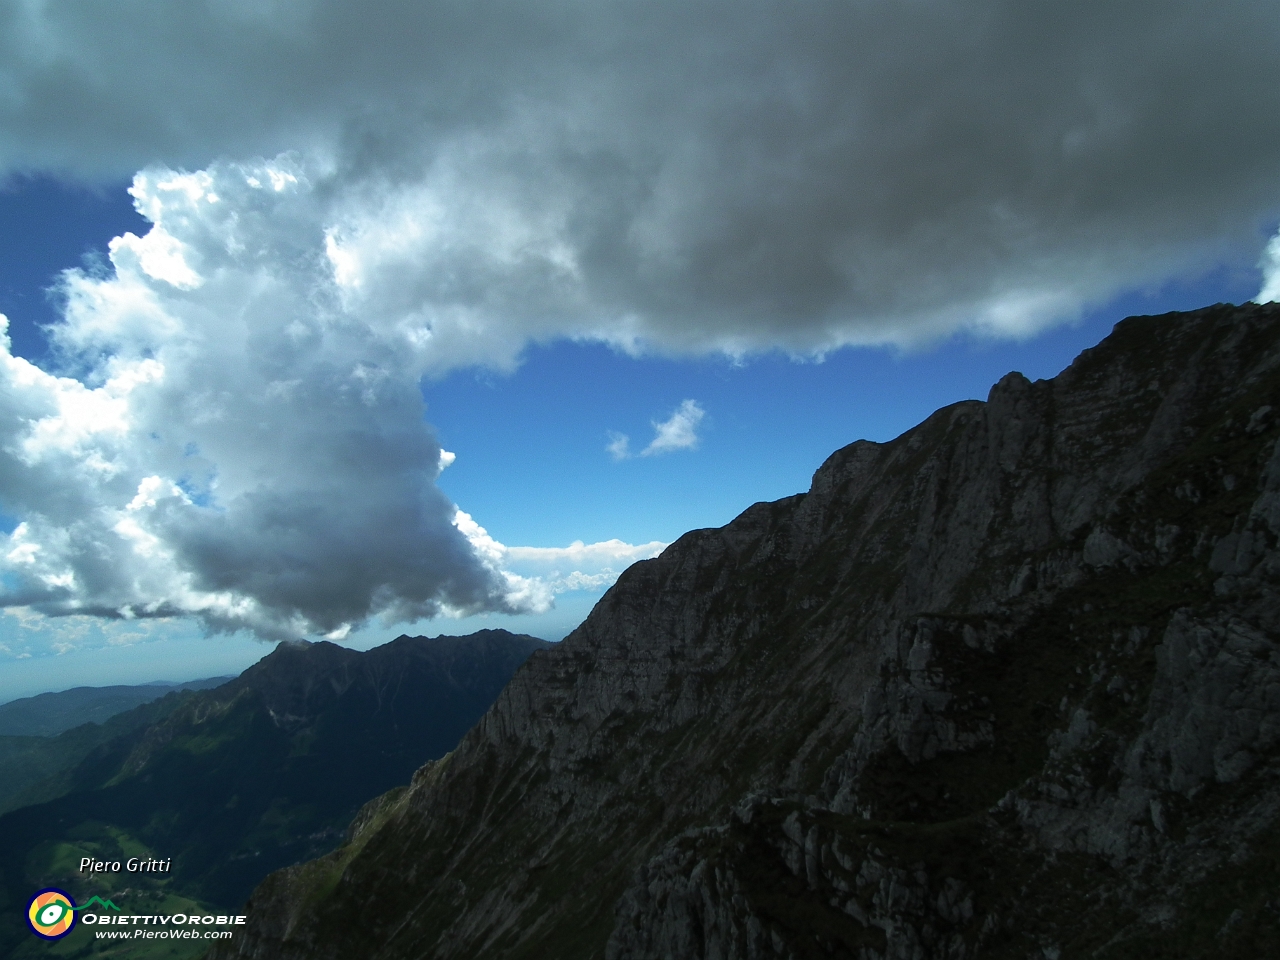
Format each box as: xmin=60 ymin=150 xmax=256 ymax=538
xmin=218 ymin=304 xmax=1280 ymax=960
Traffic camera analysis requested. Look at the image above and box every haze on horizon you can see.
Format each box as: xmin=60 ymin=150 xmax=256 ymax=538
xmin=2 ymin=0 xmax=1280 ymax=700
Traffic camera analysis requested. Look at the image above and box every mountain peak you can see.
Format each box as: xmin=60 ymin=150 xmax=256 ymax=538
xmin=0 ymin=629 xmax=551 ymax=940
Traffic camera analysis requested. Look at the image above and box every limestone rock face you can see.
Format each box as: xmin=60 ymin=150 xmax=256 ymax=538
xmin=214 ymin=304 xmax=1280 ymax=960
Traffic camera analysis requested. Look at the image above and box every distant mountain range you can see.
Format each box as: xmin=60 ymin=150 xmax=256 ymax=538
xmin=0 ymin=676 xmax=233 ymax=737
xmin=0 ymin=679 xmax=240 ymax=817
xmin=214 ymin=304 xmax=1280 ymax=960
xmin=0 ymin=685 xmax=225 ymax=817
xmin=1 ymin=629 xmax=548 ymax=960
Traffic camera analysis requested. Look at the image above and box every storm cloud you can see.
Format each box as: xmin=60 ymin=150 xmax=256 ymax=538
xmin=3 ymin=1 xmax=1279 ymax=349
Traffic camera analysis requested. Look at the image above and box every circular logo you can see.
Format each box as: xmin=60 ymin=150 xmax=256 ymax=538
xmin=27 ymin=888 xmax=77 ymax=940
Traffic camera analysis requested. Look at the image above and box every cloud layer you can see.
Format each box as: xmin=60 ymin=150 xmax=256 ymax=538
xmin=4 ymin=1 xmax=1280 ymax=353
xmin=456 ymin=510 xmax=667 ymax=600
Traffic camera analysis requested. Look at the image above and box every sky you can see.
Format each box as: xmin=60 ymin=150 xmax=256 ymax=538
xmin=1 ymin=0 xmax=1279 ymax=702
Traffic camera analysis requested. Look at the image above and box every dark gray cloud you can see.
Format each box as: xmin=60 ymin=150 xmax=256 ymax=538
xmin=3 ymin=1 xmax=1279 ymax=348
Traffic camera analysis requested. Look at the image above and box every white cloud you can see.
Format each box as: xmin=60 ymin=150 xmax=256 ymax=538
xmin=454 ymin=510 xmax=665 ymax=601
xmin=642 ymin=400 xmax=705 ymax=457
xmin=112 ymin=226 xmax=203 ymax=290
xmin=606 ymin=431 xmax=631 ymax=462
xmin=0 ymin=159 xmax=537 ymax=641
xmin=1257 ymin=230 xmax=1280 ymax=304
xmin=0 ymin=157 xmax=683 ymax=647
xmin=609 ymin=400 xmax=706 ymax=460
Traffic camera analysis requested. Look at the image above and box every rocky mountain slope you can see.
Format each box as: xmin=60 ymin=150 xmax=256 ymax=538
xmin=216 ymin=303 xmax=1280 ymax=960
xmin=0 ymin=630 xmax=547 ymax=959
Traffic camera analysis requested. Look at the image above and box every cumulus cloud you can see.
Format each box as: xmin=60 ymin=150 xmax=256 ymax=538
xmin=0 ymin=155 xmax=677 ymax=644
xmin=1257 ymin=230 xmax=1280 ymax=304
xmin=0 ymin=159 xmax=536 ymax=640
xmin=2 ymin=1 xmax=1279 ymax=353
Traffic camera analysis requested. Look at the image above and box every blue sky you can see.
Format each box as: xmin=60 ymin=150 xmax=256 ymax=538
xmin=1 ymin=2 xmax=1279 ymax=702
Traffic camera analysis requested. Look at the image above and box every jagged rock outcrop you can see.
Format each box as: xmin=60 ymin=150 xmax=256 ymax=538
xmin=214 ymin=303 xmax=1280 ymax=959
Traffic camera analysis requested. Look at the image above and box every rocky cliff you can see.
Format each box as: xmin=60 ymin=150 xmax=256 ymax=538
xmin=215 ymin=303 xmax=1280 ymax=959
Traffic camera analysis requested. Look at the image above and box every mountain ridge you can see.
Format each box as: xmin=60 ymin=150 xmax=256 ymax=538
xmin=218 ymin=303 xmax=1280 ymax=959
xmin=0 ymin=629 xmax=550 ymax=960
xmin=0 ymin=675 xmax=233 ymax=737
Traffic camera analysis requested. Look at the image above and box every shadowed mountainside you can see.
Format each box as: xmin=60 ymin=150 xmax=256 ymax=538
xmin=219 ymin=304 xmax=1280 ymax=960
xmin=0 ymin=677 xmax=234 ymax=816
xmin=0 ymin=630 xmax=548 ymax=959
